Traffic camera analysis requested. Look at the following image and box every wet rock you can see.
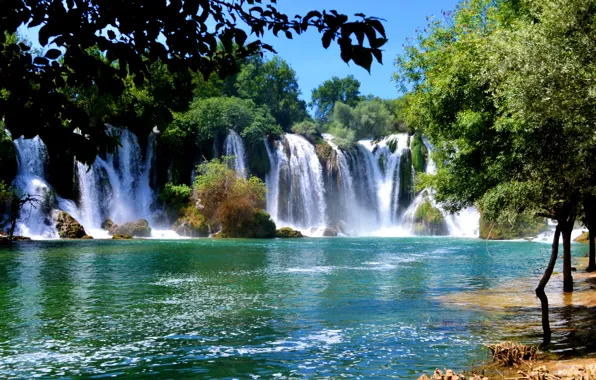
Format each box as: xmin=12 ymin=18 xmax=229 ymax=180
xmin=53 ymin=210 xmax=87 ymax=239
xmin=101 ymin=218 xmax=115 ymax=230
xmin=0 ymin=236 xmax=32 ymax=243
xmin=574 ymin=232 xmax=589 ymax=243
xmin=109 ymin=219 xmax=151 ymax=237
xmin=112 ymin=234 xmax=133 ymax=240
xmin=323 ymin=227 xmax=338 ymax=237
xmin=276 ymin=227 xmax=304 ymax=238
xmin=82 ymin=235 xmax=94 ymax=239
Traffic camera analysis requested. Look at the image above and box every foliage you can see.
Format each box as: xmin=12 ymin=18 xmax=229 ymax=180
xmin=1 ymin=1 xmax=386 ymax=163
xmin=411 ymin=134 xmax=428 ymax=173
xmin=193 ymin=158 xmax=273 ymax=237
xmin=235 ymin=56 xmax=307 ymax=131
xmin=291 ymin=121 xmax=319 ymax=143
xmin=159 ymin=182 xmax=193 ymax=215
xmin=479 ymin=208 xmax=549 ymax=240
xmin=310 ymin=75 xmax=361 ymax=121
xmin=0 ymin=122 xmax=16 ymax=183
xmin=326 ymin=98 xmax=393 ymax=146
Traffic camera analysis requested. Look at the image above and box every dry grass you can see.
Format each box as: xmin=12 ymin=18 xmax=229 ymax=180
xmin=487 ymin=342 xmax=538 ymax=367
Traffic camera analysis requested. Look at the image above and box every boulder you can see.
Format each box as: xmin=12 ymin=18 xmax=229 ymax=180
xmin=575 ymin=232 xmax=589 ymax=243
xmin=276 ymin=227 xmax=304 ymax=238
xmin=323 ymin=227 xmax=338 ymax=237
xmin=112 ymin=234 xmax=133 ymax=240
xmin=53 ymin=210 xmax=87 ymax=239
xmin=108 ymin=219 xmax=152 ymax=237
xmin=101 ymin=218 xmax=115 ymax=230
xmin=412 ymin=200 xmax=449 ymax=236
xmin=82 ymin=235 xmax=94 ymax=239
xmin=172 ymin=208 xmax=209 ymax=237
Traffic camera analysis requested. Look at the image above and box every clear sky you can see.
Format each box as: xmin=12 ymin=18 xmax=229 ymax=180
xmin=263 ymin=0 xmax=459 ymax=103
xmin=21 ymin=1 xmax=459 ymax=104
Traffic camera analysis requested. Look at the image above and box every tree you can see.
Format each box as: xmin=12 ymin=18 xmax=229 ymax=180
xmin=235 ymin=56 xmax=308 ymax=131
xmin=1 ymin=1 xmax=387 ymax=163
xmin=193 ymin=158 xmax=275 ymax=238
xmin=326 ymin=98 xmax=393 ymax=145
xmin=0 ymin=181 xmax=40 ymax=246
xmin=310 ymin=75 xmax=361 ymax=121
xmin=394 ymin=0 xmax=595 ymax=344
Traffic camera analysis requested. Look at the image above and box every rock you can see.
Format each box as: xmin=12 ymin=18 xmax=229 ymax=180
xmin=172 ymin=208 xmax=209 ymax=237
xmin=574 ymin=231 xmax=589 ymax=243
xmin=112 ymin=234 xmax=133 ymax=240
xmin=222 ymin=210 xmax=277 ymax=239
xmin=418 ymin=375 xmax=430 ymax=380
xmin=0 ymin=236 xmax=32 ymax=244
xmin=109 ymin=219 xmax=152 ymax=237
xmin=53 ymin=210 xmax=87 ymax=239
xmin=101 ymin=218 xmax=115 ymax=230
xmin=323 ymin=227 xmax=338 ymax=237
xmin=412 ymin=200 xmax=449 ymax=236
xmin=82 ymin=235 xmax=94 ymax=239
xmin=276 ymin=227 xmax=304 ymax=238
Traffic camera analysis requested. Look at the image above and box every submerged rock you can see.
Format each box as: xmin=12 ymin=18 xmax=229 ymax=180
xmin=108 ymin=219 xmax=152 ymax=237
xmin=323 ymin=227 xmax=338 ymax=237
xmin=53 ymin=210 xmax=87 ymax=239
xmin=112 ymin=234 xmax=133 ymax=240
xmin=276 ymin=227 xmax=304 ymax=238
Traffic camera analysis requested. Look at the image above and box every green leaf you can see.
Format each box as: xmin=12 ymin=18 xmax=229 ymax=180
xmin=45 ymin=49 xmax=61 ymax=60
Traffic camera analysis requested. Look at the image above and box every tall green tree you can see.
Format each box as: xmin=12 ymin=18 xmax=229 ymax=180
xmin=395 ymin=0 xmax=596 ymax=344
xmin=310 ymin=75 xmax=362 ymax=121
xmin=235 ymin=56 xmax=307 ymax=131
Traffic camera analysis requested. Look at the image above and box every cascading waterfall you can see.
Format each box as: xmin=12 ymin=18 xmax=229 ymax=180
xmin=11 ymin=127 xmax=480 ymax=239
xmin=76 ymin=129 xmax=159 ymax=230
xmin=223 ymin=130 xmax=248 ymax=178
xmin=266 ymin=134 xmax=327 ymax=230
xmin=11 ymin=136 xmax=59 ymax=238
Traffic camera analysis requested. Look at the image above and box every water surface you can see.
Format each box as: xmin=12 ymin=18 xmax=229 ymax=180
xmin=0 ymin=238 xmax=589 ymax=378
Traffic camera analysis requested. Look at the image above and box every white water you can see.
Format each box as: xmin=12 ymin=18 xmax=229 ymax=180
xmin=11 ymin=137 xmax=59 ymax=239
xmin=266 ymin=134 xmax=327 ymax=230
xmin=223 ymin=130 xmax=248 ymax=178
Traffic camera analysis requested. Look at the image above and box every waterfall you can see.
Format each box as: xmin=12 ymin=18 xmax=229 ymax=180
xmin=266 ymin=134 xmax=326 ymax=230
xmin=223 ymin=130 xmax=247 ymax=178
xmin=76 ymin=129 xmax=158 ymax=229
xmin=11 ymin=137 xmax=59 ymax=238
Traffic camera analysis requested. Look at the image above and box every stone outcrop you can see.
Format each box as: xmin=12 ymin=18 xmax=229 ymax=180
xmin=323 ymin=227 xmax=338 ymax=237
xmin=53 ymin=210 xmax=87 ymax=239
xmin=112 ymin=234 xmax=133 ymax=240
xmin=101 ymin=218 xmax=115 ymax=230
xmin=108 ymin=219 xmax=152 ymax=237
xmin=276 ymin=227 xmax=304 ymax=238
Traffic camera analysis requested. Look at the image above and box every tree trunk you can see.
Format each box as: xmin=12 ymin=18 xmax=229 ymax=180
xmin=562 ymin=218 xmax=574 ymax=293
xmin=536 ymin=225 xmax=561 ymax=345
xmin=589 ymin=229 xmax=596 ymax=272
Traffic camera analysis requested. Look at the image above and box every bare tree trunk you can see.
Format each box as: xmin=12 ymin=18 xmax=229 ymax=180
xmin=536 ymin=224 xmax=561 ymax=345
xmin=562 ymin=218 xmax=574 ymax=292
xmin=585 ymin=197 xmax=596 ymax=272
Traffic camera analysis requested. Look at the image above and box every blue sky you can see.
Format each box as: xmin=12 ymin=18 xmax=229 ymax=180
xmin=21 ymin=1 xmax=459 ymax=103
xmin=263 ymin=0 xmax=459 ymax=103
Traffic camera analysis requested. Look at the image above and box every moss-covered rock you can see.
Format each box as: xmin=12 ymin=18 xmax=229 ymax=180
xmin=82 ymin=235 xmax=94 ymax=239
xmin=53 ymin=210 xmax=87 ymax=239
xmin=411 ymin=134 xmax=428 ymax=173
xmin=398 ymin=149 xmax=414 ymax=209
xmin=413 ymin=200 xmax=449 ymax=236
xmin=247 ymin=139 xmax=271 ymax=179
xmin=101 ymin=218 xmax=115 ymax=230
xmin=173 ymin=207 xmax=209 ymax=237
xmin=109 ymin=219 xmax=152 ymax=237
xmin=574 ymin=232 xmax=589 ymax=243
xmin=221 ymin=209 xmax=276 ymax=238
xmin=479 ymin=210 xmax=550 ymax=240
xmin=276 ymin=227 xmax=304 ymax=238
xmin=315 ymin=141 xmax=334 ymax=165
xmin=112 ymin=234 xmax=133 ymax=240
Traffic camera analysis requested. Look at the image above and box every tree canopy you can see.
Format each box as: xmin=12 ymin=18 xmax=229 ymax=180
xmin=310 ymin=75 xmax=362 ymax=121
xmin=1 ymin=0 xmax=387 ymax=163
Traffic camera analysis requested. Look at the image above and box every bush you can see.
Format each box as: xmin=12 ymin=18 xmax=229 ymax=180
xmin=291 ymin=121 xmax=319 ymax=143
xmin=194 ymin=158 xmax=274 ymax=238
xmin=411 ymin=133 xmax=428 ymax=173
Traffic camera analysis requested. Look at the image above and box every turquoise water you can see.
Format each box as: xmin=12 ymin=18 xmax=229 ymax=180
xmin=0 ymin=238 xmax=588 ymax=378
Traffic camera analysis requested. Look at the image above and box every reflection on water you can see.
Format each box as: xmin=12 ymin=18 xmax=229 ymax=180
xmin=0 ymin=238 xmax=591 ymax=378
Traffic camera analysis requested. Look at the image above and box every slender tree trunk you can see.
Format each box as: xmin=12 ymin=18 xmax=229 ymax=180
xmin=589 ymin=229 xmax=596 ymax=272
xmin=536 ymin=225 xmax=561 ymax=345
xmin=562 ymin=218 xmax=574 ymax=292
